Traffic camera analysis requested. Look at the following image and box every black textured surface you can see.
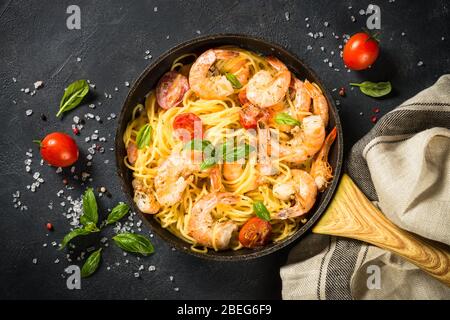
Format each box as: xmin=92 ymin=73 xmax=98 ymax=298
xmin=0 ymin=0 xmax=449 ymax=300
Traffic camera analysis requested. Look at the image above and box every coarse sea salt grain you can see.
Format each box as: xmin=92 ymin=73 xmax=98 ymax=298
xmin=26 ymin=109 xmax=33 ymax=116
xmin=284 ymin=12 xmax=290 ymax=21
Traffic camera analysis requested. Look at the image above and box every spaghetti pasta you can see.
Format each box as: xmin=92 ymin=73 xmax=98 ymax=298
xmin=123 ymin=47 xmax=335 ymax=252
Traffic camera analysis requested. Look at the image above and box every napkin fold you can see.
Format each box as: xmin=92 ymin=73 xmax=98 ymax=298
xmin=281 ymin=75 xmax=450 ymax=300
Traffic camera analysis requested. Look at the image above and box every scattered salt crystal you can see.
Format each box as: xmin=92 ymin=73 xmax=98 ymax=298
xmin=196 ymin=30 xmax=201 ymax=34
xmin=174 ymin=287 xmax=179 ymax=292
xmin=114 ymin=87 xmax=118 ymax=92
xmin=324 ymin=21 xmax=329 ymax=27
xmin=417 ymin=60 xmax=424 ymax=66
xmin=12 ymin=77 xmax=17 ymax=83
xmin=304 ymin=17 xmax=309 ymax=21
xmin=441 ymin=36 xmax=445 ymax=41
xmin=145 ymin=50 xmax=150 ymax=55
xmin=89 ymin=104 xmax=95 ymax=109
xmin=139 ymin=265 xmax=144 ymax=271
xmin=306 ymin=45 xmax=312 ymax=51
xmin=25 ymin=109 xmax=33 ymax=116
xmin=134 ymin=272 xmax=140 ymax=278
xmin=76 ymin=57 xmax=81 ymax=62
xmin=350 ymin=16 xmax=356 ymax=22
xmin=359 ymin=9 xmax=365 ymax=15
xmin=54 ymin=258 xmax=60 ymax=264
xmin=284 ymin=12 xmax=290 ymax=21
xmin=24 ymin=88 xmax=30 ymax=93
xmin=34 ymin=81 xmax=43 ymax=89
xmin=401 ymin=32 xmax=406 ymax=36
xmin=32 ymin=258 xmax=38 ymax=264
xmin=169 ymin=276 xmax=174 ymax=281
xmin=148 ymin=265 xmax=156 ymax=271
xmin=125 ymin=81 xmax=130 ymax=87
xmin=153 ymin=6 xmax=158 ymax=12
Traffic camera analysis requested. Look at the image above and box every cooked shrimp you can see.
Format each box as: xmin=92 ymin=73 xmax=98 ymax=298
xmin=127 ymin=141 xmax=138 ymax=165
xmin=272 ymin=169 xmax=317 ymax=219
xmin=187 ymin=192 xmax=239 ymax=249
xmin=277 ymin=115 xmax=325 ymax=164
xmin=291 ymin=77 xmax=312 ymax=120
xmin=223 ymin=162 xmax=244 ymax=181
xmin=210 ymin=166 xmax=223 ymax=192
xmin=132 ymin=179 xmax=160 ymax=214
xmin=311 ymin=127 xmax=337 ymax=191
xmin=304 ymin=80 xmax=329 ymax=126
xmin=189 ymin=49 xmax=239 ymax=100
xmin=246 ymin=56 xmax=291 ymax=108
xmin=257 ymin=121 xmax=278 ymax=175
xmin=154 ymin=150 xmax=201 ymax=206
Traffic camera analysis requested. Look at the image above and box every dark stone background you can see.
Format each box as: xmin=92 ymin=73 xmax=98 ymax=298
xmin=0 ymin=0 xmax=448 ymax=300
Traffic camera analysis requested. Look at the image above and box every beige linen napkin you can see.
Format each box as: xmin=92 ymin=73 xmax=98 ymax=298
xmin=281 ymin=75 xmax=450 ymax=300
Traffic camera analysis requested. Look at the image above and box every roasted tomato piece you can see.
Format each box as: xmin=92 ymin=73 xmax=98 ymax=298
xmin=239 ymin=217 xmax=272 ymax=248
xmin=239 ymin=103 xmax=262 ymax=130
xmin=156 ymin=71 xmax=189 ymax=109
xmin=172 ymin=113 xmax=203 ymax=142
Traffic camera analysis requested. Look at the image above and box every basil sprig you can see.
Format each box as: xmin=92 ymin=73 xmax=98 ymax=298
xmin=112 ymin=233 xmax=154 ymax=256
xmin=106 ymin=203 xmax=130 ymax=225
xmin=253 ymin=201 xmax=271 ymax=221
xmin=56 ymin=79 xmax=89 ymax=117
xmin=136 ymin=124 xmax=153 ymax=149
xmin=275 ymin=113 xmax=301 ymax=126
xmin=350 ymin=81 xmax=392 ymax=98
xmin=183 ymin=139 xmax=213 ymax=152
xmin=81 ymin=248 xmax=102 ymax=278
xmin=225 ymin=73 xmax=243 ymax=89
xmin=59 ymin=227 xmax=95 ymax=250
xmin=80 ymin=188 xmax=98 ymax=226
xmin=200 ymin=142 xmax=255 ymax=170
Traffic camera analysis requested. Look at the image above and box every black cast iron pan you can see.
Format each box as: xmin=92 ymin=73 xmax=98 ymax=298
xmin=115 ymin=33 xmax=339 ymax=261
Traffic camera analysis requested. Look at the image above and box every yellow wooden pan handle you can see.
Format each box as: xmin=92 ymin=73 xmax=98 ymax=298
xmin=312 ymin=174 xmax=450 ymax=287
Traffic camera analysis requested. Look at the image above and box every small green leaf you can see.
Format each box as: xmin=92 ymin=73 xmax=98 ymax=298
xmin=59 ymin=227 xmax=93 ymax=250
xmin=349 ymin=81 xmax=392 ymax=98
xmin=81 ymin=248 xmax=102 ymax=278
xmin=80 ymin=188 xmax=98 ymax=226
xmin=106 ymin=203 xmax=130 ymax=225
xmin=275 ymin=113 xmax=301 ymax=126
xmin=225 ymin=73 xmax=242 ymax=89
xmin=136 ymin=124 xmax=153 ymax=149
xmin=56 ymin=79 xmax=89 ymax=117
xmin=183 ymin=139 xmax=212 ymax=152
xmin=253 ymin=201 xmax=271 ymax=221
xmin=223 ymin=143 xmax=255 ymax=162
xmin=112 ymin=233 xmax=154 ymax=256
xmin=200 ymin=157 xmax=217 ymax=170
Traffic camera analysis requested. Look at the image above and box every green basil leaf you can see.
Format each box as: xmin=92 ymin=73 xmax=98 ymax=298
xmin=56 ymin=79 xmax=89 ymax=117
xmin=200 ymin=157 xmax=217 ymax=170
xmin=81 ymin=248 xmax=102 ymax=278
xmin=224 ymin=143 xmax=255 ymax=162
xmin=136 ymin=124 xmax=153 ymax=149
xmin=183 ymin=139 xmax=212 ymax=152
xmin=275 ymin=113 xmax=301 ymax=126
xmin=84 ymin=222 xmax=100 ymax=232
xmin=350 ymin=81 xmax=392 ymax=98
xmin=80 ymin=188 xmax=98 ymax=226
xmin=112 ymin=233 xmax=154 ymax=256
xmin=225 ymin=73 xmax=242 ymax=89
xmin=253 ymin=201 xmax=271 ymax=221
xmin=59 ymin=227 xmax=93 ymax=250
xmin=106 ymin=203 xmax=130 ymax=225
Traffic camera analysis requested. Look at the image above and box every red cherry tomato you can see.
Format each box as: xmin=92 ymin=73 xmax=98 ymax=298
xmin=343 ymin=32 xmax=380 ymax=70
xmin=156 ymin=71 xmax=189 ymax=109
xmin=172 ymin=113 xmax=203 ymax=142
xmin=239 ymin=103 xmax=261 ymax=130
xmin=239 ymin=217 xmax=272 ymax=248
xmin=37 ymin=132 xmax=79 ymax=167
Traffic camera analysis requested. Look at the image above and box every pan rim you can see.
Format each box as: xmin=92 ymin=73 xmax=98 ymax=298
xmin=115 ymin=33 xmax=344 ymax=261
